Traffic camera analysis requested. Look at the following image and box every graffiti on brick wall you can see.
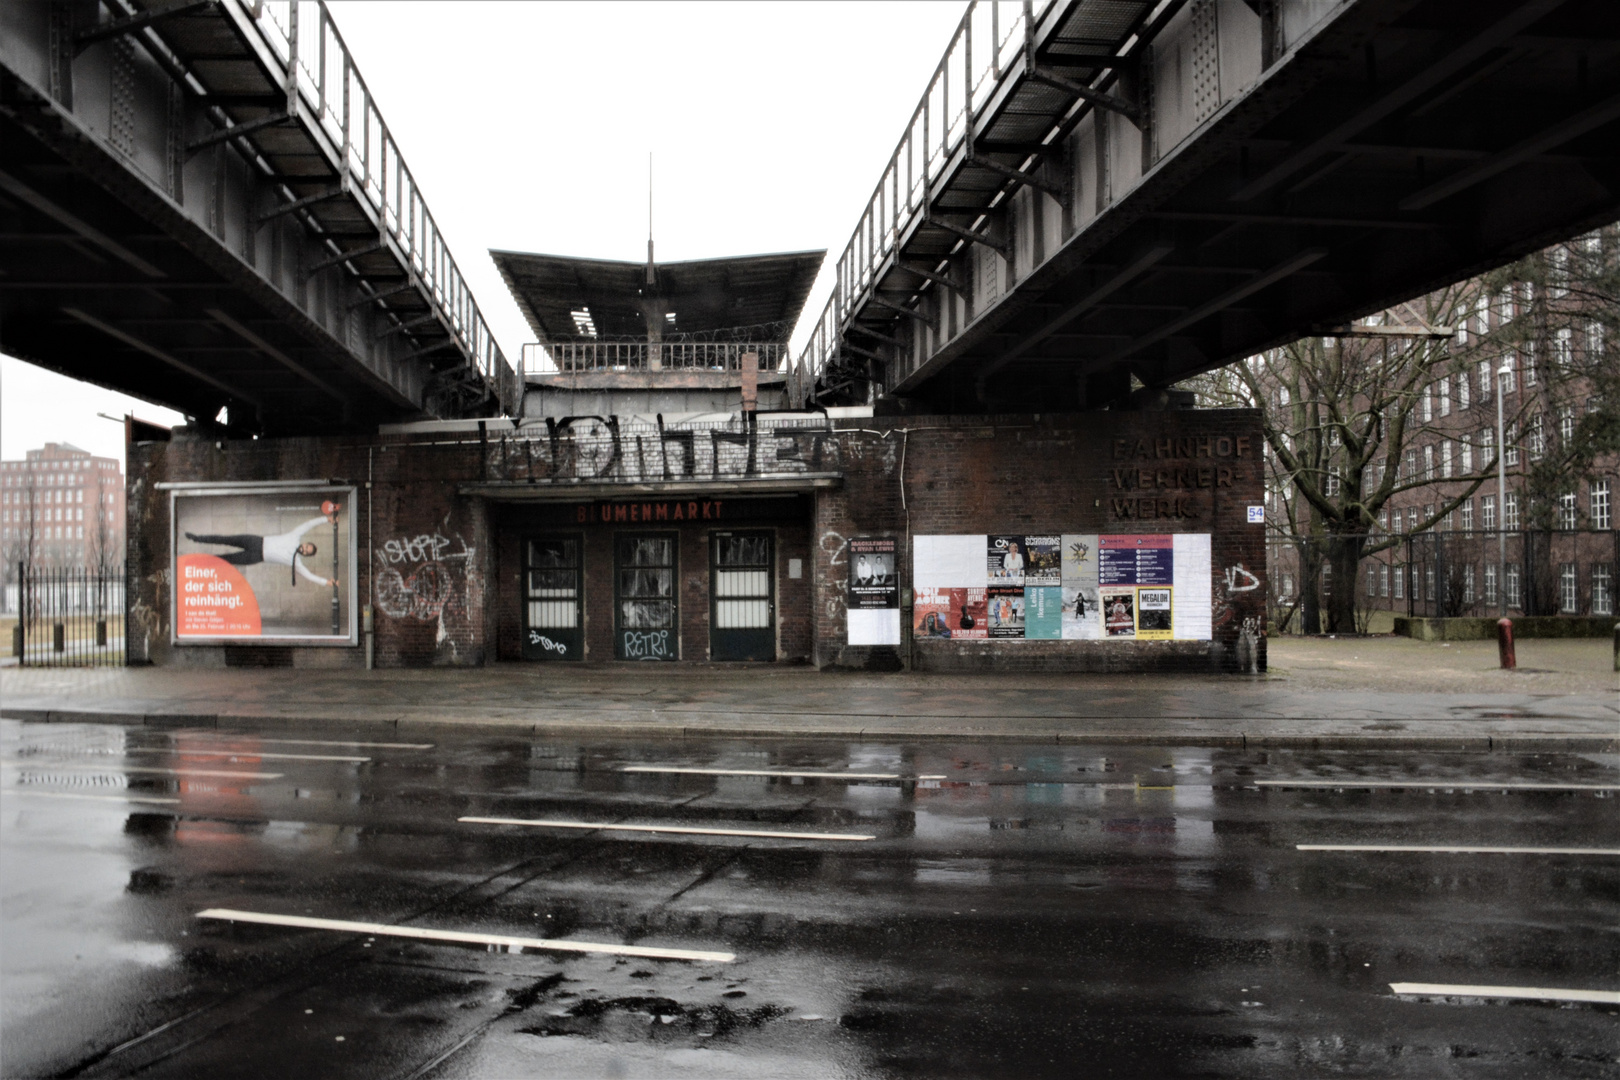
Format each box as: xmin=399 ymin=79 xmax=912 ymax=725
xmin=1212 ymin=563 xmax=1260 ymax=630
xmin=374 ymin=529 xmax=476 ymax=624
xmin=487 ymin=415 xmax=840 ymax=484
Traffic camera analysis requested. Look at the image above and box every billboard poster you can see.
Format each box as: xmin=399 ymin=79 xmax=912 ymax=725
xmin=988 ymin=585 xmax=1025 ymax=638
xmin=1099 ymin=533 xmax=1175 ymax=586
xmin=172 ymin=484 xmax=357 ymax=644
xmin=847 ymin=536 xmax=900 ymax=646
xmin=847 ymin=537 xmax=899 ymax=609
xmin=1137 ymin=587 xmax=1174 ymax=640
xmin=1101 ymin=588 xmax=1137 ymax=638
xmin=987 ymin=535 xmax=1026 ymax=586
xmin=1024 ymin=585 xmax=1062 ymax=639
xmin=1023 ymin=535 xmax=1061 ymax=586
xmin=1061 ymin=533 xmax=1101 ymax=639
xmin=913 ymin=586 xmax=987 ymax=639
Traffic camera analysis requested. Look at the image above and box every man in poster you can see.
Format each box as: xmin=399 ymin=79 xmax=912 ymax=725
xmin=185 ymin=501 xmax=341 ymax=587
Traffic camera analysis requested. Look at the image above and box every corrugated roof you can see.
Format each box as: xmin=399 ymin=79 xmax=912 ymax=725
xmin=490 ymin=249 xmax=826 ymax=343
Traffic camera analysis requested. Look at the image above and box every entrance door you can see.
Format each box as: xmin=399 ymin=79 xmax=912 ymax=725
xmin=710 ymin=531 xmax=775 ymax=661
xmin=615 ymin=533 xmax=677 ymax=660
xmin=523 ymin=536 xmax=582 ymax=660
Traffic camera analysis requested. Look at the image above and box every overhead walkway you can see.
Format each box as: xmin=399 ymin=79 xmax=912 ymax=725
xmin=792 ymin=0 xmax=1620 ymax=412
xmin=0 ymin=0 xmax=516 ymax=434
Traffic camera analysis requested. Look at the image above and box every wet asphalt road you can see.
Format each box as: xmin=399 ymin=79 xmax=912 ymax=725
xmin=2 ymin=718 xmax=1616 ymax=1079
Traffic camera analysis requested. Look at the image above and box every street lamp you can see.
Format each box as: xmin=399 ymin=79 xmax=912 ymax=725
xmin=1496 ymin=360 xmax=1512 ymax=617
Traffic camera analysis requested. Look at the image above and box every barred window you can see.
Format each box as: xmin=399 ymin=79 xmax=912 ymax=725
xmin=1593 ymin=564 xmax=1614 ymax=617
xmin=1506 ymin=564 xmax=1522 ymax=608
xmin=1461 ymin=502 xmax=1474 ymax=533
xmin=1504 ymin=492 xmax=1520 ymax=530
xmin=1484 ymin=564 xmax=1498 ymax=606
xmin=1380 ymin=564 xmax=1390 ymax=597
xmin=1394 ymin=565 xmax=1405 ymax=599
xmin=1464 ymin=564 xmax=1476 ymax=605
xmin=1591 ymin=480 xmax=1611 ymax=530
xmin=1559 ymin=493 xmax=1577 ymax=531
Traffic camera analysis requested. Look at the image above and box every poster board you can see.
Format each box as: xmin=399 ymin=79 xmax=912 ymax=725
xmin=846 ymin=536 xmax=900 ymax=645
xmin=170 ymin=484 xmax=358 ymax=645
xmin=913 ymin=532 xmax=1214 ymax=642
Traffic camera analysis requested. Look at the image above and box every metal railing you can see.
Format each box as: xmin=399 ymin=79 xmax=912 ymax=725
xmin=522 ymin=342 xmax=787 ymax=376
xmin=249 ymin=2 xmax=513 ymax=397
xmin=792 ymin=0 xmax=1055 ymax=400
xmin=12 ymin=564 xmax=126 ymax=668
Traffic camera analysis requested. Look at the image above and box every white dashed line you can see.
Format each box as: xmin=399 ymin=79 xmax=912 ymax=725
xmin=1390 ymin=982 xmax=1620 ymax=1005
xmin=177 ymin=738 xmax=433 ymax=750
xmin=460 ymin=816 xmax=875 ymax=842
xmin=2 ymin=789 xmax=181 ymax=806
xmin=196 ymin=908 xmax=733 ymax=962
xmin=620 ymin=766 xmax=946 ymax=781
xmin=1257 ymin=780 xmax=1618 ymax=791
xmin=10 ymin=764 xmax=282 ymax=780
xmin=1299 ymin=844 xmax=1620 ymax=856
xmin=128 ymin=750 xmax=370 ymax=763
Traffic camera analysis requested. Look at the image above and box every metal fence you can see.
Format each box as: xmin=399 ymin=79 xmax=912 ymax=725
xmin=521 ymin=342 xmax=786 ymax=375
xmin=1267 ymin=531 xmax=1619 ymax=630
xmin=12 ymin=564 xmax=126 ymax=668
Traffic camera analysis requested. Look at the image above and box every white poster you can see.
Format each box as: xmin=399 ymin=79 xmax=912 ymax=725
xmin=912 ymin=535 xmax=987 ymax=589
xmin=848 ymin=607 xmax=901 ymax=646
xmin=1060 ymin=533 xmax=1102 ymax=638
xmin=1171 ymin=533 xmax=1213 ymax=641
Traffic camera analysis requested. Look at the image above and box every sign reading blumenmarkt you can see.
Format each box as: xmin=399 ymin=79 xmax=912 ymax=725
xmin=171 ymin=484 xmax=358 ymax=645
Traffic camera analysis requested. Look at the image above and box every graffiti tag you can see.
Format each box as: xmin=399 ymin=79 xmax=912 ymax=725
xmin=620 ymin=629 xmax=672 ymax=660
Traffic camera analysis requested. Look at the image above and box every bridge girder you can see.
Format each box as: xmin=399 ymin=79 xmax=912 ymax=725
xmin=801 ymin=0 xmax=1620 ymax=414
xmin=0 ymin=0 xmax=515 ymax=435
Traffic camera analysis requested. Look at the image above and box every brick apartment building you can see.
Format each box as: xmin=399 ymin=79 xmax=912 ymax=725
xmin=1 ymin=442 xmax=126 ymax=572
xmin=1252 ymin=229 xmax=1617 ymax=626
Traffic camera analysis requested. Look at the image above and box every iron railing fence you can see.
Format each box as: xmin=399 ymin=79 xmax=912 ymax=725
xmin=1266 ymin=530 xmax=1619 ymax=631
xmin=13 ymin=564 xmax=126 ymax=668
xmin=521 ymin=342 xmax=787 ymax=376
xmin=249 ymin=2 xmax=514 ymax=401
xmin=792 ymin=0 xmax=1055 ymax=403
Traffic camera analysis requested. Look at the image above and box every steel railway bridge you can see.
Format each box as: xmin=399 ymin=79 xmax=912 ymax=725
xmin=1 ymin=0 xmax=516 ymax=435
xmin=789 ymin=0 xmax=1620 ymax=412
xmin=2 ymin=0 xmax=1616 ymax=431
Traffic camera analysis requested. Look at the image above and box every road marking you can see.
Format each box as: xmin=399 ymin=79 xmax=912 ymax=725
xmin=175 ymin=737 xmax=433 ymax=750
xmin=3 ymin=789 xmax=181 ymax=806
xmin=620 ymin=766 xmax=947 ymax=781
xmin=460 ymin=816 xmax=875 ymax=842
xmin=1389 ymin=982 xmax=1620 ymax=1005
xmin=1257 ymin=780 xmax=1619 ymax=791
xmin=8 ymin=764 xmax=283 ymax=780
xmin=1300 ymin=844 xmax=1620 ymax=856
xmin=195 ymin=908 xmax=734 ymax=963
xmin=127 ymin=750 xmax=371 ymax=764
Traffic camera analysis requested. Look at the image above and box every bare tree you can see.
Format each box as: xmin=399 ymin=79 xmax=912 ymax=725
xmin=1193 ymin=227 xmax=1616 ymax=633
xmin=1190 ymin=283 xmax=1526 ymax=633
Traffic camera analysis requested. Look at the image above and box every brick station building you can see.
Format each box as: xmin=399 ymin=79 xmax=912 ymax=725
xmin=125 ymin=247 xmax=1266 ymax=672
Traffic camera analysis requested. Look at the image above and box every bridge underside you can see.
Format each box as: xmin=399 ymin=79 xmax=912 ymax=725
xmin=842 ymin=0 xmax=1620 ymax=413
xmin=0 ymin=1 xmax=511 ymax=436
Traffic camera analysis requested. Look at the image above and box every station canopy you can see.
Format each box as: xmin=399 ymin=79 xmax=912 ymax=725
xmin=491 ymin=248 xmax=826 ymax=343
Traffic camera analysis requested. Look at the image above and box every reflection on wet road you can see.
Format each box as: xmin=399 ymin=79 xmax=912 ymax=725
xmin=2 ymin=718 xmax=1616 ymax=1078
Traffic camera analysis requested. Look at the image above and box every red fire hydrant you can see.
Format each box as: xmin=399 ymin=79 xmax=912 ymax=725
xmin=1496 ymin=617 xmax=1516 ymax=670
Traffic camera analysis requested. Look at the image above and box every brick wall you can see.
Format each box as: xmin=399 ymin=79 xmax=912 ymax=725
xmin=811 ymin=410 xmax=1268 ymax=672
xmin=127 ymin=429 xmax=493 ymax=668
xmin=126 ymin=410 xmax=1262 ymax=672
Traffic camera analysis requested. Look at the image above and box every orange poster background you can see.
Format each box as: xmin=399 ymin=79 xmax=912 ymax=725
xmin=176 ymin=553 xmax=262 ymax=637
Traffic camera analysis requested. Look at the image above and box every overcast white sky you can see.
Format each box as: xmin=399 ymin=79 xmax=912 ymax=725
xmin=1 ymin=1 xmax=964 ymax=463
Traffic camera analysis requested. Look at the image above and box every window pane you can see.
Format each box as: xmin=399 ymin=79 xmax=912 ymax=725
xmin=529 ymin=539 xmax=576 ymax=568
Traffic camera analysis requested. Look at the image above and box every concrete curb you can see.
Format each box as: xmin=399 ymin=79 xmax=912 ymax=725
xmin=4 ymin=708 xmax=1615 ymax=752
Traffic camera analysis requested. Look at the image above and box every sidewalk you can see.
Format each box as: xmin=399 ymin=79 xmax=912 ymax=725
xmin=1 ymin=637 xmax=1614 ymax=750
